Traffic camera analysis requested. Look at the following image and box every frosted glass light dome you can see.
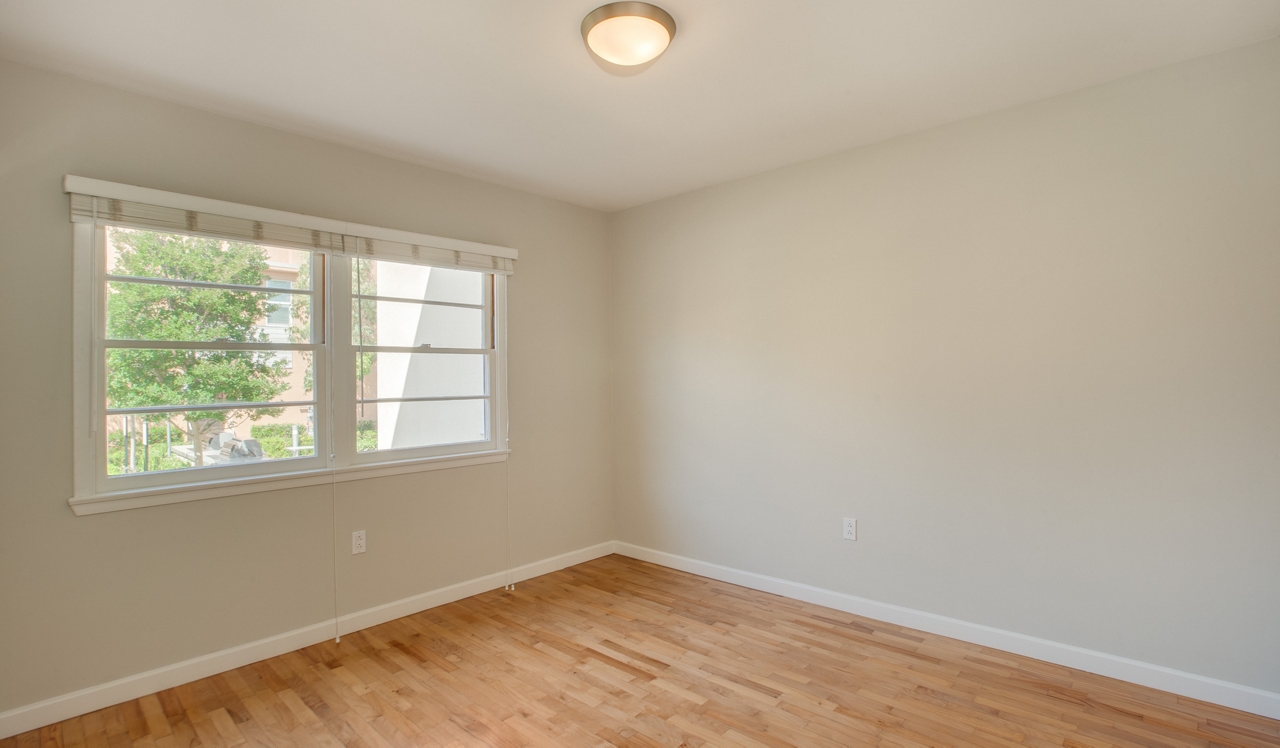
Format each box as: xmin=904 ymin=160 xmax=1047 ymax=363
xmin=582 ymin=3 xmax=677 ymax=68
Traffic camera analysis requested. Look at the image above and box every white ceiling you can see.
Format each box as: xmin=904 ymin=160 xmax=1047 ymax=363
xmin=2 ymin=1 xmax=1277 ymax=212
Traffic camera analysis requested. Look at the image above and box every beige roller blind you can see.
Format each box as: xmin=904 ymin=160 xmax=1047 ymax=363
xmin=70 ymin=193 xmax=346 ymax=253
xmin=344 ymin=235 xmax=514 ymax=274
xmin=69 ymin=189 xmax=515 ymax=275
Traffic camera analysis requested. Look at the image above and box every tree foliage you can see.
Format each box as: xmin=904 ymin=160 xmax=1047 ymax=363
xmin=106 ymin=229 xmax=290 ymax=466
xmin=352 ymin=258 xmax=378 ymax=378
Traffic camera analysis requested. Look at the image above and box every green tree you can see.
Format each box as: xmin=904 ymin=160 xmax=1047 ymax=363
xmin=106 ymin=229 xmax=289 ymax=467
xmin=290 ymin=252 xmax=315 ymax=393
xmin=352 ymin=258 xmax=378 ymax=390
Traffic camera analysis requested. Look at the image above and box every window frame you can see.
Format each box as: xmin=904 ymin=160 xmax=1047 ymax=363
xmin=70 ymin=191 xmax=512 ymax=516
xmin=90 ymin=223 xmax=331 ymax=496
xmin=330 ymin=254 xmax=509 ymax=469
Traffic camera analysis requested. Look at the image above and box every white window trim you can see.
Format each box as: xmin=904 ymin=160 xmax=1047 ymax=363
xmin=67 ymin=451 xmax=512 ymax=516
xmin=333 ymin=257 xmax=508 ymax=466
xmin=69 ymin=178 xmax=516 ymax=516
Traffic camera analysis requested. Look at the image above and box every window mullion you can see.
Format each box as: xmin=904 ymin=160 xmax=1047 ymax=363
xmin=359 ymin=395 xmax=490 ymax=405
xmin=103 ymin=340 xmax=320 ymax=352
xmin=335 ymin=345 xmax=490 ymax=355
xmin=341 ymin=294 xmax=482 ymax=310
xmin=106 ymin=400 xmax=319 ymax=415
xmin=329 ymin=254 xmax=356 ymax=468
xmin=305 ymin=251 xmax=331 ymax=471
xmin=105 ymin=274 xmax=316 ymax=295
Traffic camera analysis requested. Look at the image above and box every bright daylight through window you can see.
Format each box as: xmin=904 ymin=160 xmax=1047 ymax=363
xmin=70 ymin=181 xmax=512 ymax=512
xmin=103 ymin=227 xmax=321 ymax=475
xmin=352 ymin=259 xmax=493 ymax=453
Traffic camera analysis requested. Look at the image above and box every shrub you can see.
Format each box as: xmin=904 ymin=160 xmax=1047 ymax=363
xmin=251 ymin=423 xmax=313 ymax=460
xmin=357 ymin=419 xmax=378 ymax=452
xmin=107 ymin=419 xmax=195 ymax=474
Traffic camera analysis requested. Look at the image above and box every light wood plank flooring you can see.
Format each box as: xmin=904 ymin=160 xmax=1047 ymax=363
xmin=6 ymin=554 xmax=1278 ymax=747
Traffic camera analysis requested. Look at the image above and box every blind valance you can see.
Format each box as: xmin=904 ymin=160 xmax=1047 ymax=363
xmin=66 ymin=176 xmax=516 ymax=275
xmin=70 ymin=192 xmax=347 ymax=253
xmin=345 ymin=234 xmax=515 ymax=274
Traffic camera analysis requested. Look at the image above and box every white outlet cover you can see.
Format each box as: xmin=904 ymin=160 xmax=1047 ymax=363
xmin=352 ymin=530 xmax=367 ymax=554
xmin=843 ymin=518 xmax=857 ymax=541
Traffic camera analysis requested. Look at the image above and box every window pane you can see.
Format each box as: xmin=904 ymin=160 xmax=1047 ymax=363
xmin=354 ymin=258 xmax=483 ymax=305
xmin=353 ymin=300 xmax=483 ymax=349
xmin=107 ymin=406 xmax=316 ymax=475
xmin=356 ymin=353 xmax=486 ymax=401
xmin=106 ymin=348 xmax=313 ymax=408
xmin=357 ymin=400 xmax=487 ymax=452
xmin=106 ymin=226 xmax=313 ymax=290
xmin=106 ymin=282 xmax=311 ymax=343
xmin=265 ymin=280 xmax=293 ymax=326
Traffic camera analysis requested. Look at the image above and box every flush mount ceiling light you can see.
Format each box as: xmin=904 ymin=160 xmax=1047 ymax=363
xmin=581 ymin=2 xmax=676 ymax=71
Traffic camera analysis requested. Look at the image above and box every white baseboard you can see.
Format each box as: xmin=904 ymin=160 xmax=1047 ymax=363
xmin=5 ymin=539 xmax=1276 ymax=739
xmin=0 ymin=540 xmax=616 ymax=739
xmin=336 ymin=541 xmax=617 ymax=635
xmin=0 ymin=620 xmax=337 ymax=740
xmin=614 ymin=542 xmax=1280 ymax=721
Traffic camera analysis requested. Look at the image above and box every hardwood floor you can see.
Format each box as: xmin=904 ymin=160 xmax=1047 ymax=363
xmin=7 ymin=555 xmax=1278 ymax=748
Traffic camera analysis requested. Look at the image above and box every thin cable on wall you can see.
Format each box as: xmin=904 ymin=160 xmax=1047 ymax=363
xmin=505 ymin=460 xmax=513 ymax=591
xmin=330 ymin=478 xmax=340 ymax=643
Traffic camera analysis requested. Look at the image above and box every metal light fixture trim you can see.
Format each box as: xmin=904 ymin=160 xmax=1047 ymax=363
xmin=581 ymin=2 xmax=677 ymax=68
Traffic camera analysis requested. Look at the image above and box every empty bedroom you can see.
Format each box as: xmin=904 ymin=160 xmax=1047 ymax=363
xmin=1 ymin=1 xmax=1278 ymax=746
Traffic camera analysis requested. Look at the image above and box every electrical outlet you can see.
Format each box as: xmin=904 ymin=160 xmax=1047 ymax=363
xmin=352 ymin=530 xmax=366 ymax=554
xmin=842 ymin=518 xmax=857 ymax=541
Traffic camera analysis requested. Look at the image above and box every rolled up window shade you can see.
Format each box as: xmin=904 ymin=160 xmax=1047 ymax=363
xmin=68 ymin=187 xmax=515 ymax=275
xmin=344 ymin=235 xmax=514 ymax=274
xmin=70 ymin=193 xmax=346 ymax=253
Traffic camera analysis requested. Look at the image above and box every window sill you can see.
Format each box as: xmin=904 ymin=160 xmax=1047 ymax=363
xmin=67 ymin=449 xmax=510 ymax=516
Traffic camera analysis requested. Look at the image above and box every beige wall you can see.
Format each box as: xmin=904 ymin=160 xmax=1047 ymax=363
xmin=609 ymin=38 xmax=1280 ymax=692
xmin=3 ymin=33 xmax=1278 ymax=716
xmin=0 ymin=59 xmax=614 ymax=712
